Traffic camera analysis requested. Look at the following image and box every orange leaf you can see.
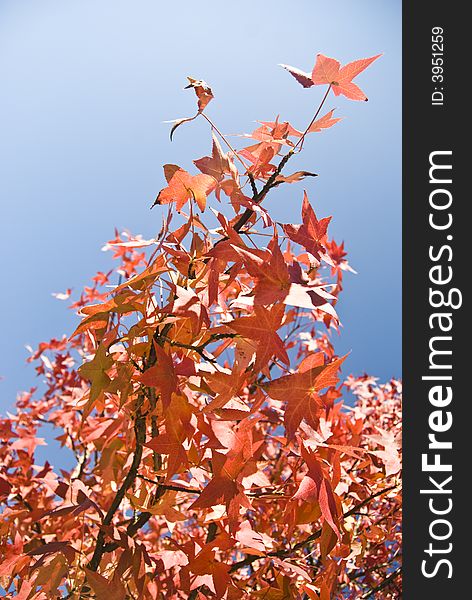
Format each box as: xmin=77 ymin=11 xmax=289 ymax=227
xmin=153 ymin=165 xmax=216 ymax=211
xmin=312 ymin=53 xmax=381 ymax=101
xmin=85 ymin=568 xmax=127 ymax=600
xmin=282 ymin=53 xmax=381 ymax=101
xmin=264 ymin=355 xmax=347 ymax=439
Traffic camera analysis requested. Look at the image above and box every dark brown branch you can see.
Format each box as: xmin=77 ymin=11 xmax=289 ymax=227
xmin=232 ymin=150 xmax=295 ymax=233
xmin=137 ymin=474 xmax=201 ymax=494
xmin=247 ymin=172 xmax=258 ymax=197
xmin=230 ymin=84 xmax=332 ymax=236
xmin=87 ymin=323 xmax=174 ymax=571
xmin=161 ymin=337 xmax=216 ymax=363
xmin=164 ymin=333 xmax=238 ymax=350
xmin=15 ymin=495 xmax=43 ymax=537
xmin=360 ymin=566 xmax=402 ymax=599
xmin=348 ymin=552 xmax=402 ymax=582
xmin=87 ymin=406 xmax=146 ymax=571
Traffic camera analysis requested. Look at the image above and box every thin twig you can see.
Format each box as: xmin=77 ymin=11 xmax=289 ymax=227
xmin=360 ymin=566 xmax=402 ymax=599
xmin=87 ymin=402 xmax=146 ymax=571
xmin=200 ymin=112 xmax=251 ymax=172
xmin=230 ymin=84 xmax=332 ymax=235
xmin=137 ymin=475 xmax=201 ymax=494
xmin=87 ymin=323 xmax=174 ymax=571
xmin=293 ymin=85 xmax=332 ymax=152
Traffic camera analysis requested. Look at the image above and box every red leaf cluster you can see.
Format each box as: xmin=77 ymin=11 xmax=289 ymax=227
xmin=1 ymin=51 xmax=401 ymax=600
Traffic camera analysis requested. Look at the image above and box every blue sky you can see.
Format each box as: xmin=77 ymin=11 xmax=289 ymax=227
xmin=0 ymin=0 xmax=401 ymax=422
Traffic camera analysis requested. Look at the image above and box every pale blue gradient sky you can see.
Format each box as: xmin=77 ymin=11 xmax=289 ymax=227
xmin=0 ymin=0 xmax=401 ymax=420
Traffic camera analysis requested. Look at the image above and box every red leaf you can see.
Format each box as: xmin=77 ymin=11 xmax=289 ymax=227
xmin=194 ymin=133 xmax=239 ymax=184
xmin=153 ymin=165 xmax=216 ymax=211
xmin=283 ymin=192 xmax=331 ymax=261
xmin=312 ymin=53 xmax=382 ymax=101
xmin=137 ymin=344 xmax=177 ymax=409
xmin=85 ymin=568 xmax=127 ymax=600
xmin=264 ymin=355 xmax=347 ymax=439
xmin=282 ymin=53 xmax=381 ymax=101
xmin=307 ymin=109 xmax=342 ymax=133
xmin=293 ymin=443 xmax=341 ymax=538
xmin=227 ymin=304 xmax=289 ymax=372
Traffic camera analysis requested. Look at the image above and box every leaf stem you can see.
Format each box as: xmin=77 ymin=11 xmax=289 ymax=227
xmin=200 ymin=112 xmax=251 ymax=173
xmin=293 ymin=84 xmax=332 ymax=152
xmin=231 ymin=84 xmax=332 ymax=234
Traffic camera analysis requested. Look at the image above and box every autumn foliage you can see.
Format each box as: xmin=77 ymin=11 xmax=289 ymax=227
xmin=0 ymin=53 xmax=402 ymax=599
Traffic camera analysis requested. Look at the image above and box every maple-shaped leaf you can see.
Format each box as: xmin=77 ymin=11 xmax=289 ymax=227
xmin=145 ymin=392 xmax=193 ymax=477
xmin=145 ymin=432 xmax=188 ymax=477
xmin=235 ymin=520 xmax=270 ymax=553
xmin=137 ymin=343 xmax=177 ymax=408
xmin=247 ymin=117 xmax=302 ymax=144
xmin=283 ymin=192 xmax=331 ymax=261
xmin=189 ymin=535 xmax=233 ymax=597
xmin=152 ymin=164 xmax=216 ymax=211
xmin=33 ymin=554 xmax=69 ymax=596
xmin=168 ymin=284 xmax=210 ymax=335
xmin=256 ymin=111 xmax=338 ymax=149
xmin=366 ymin=427 xmax=402 ymax=477
xmin=203 ymin=367 xmax=247 ymax=413
xmin=253 ymin=240 xmax=291 ymax=305
xmin=194 ymin=133 xmax=239 ymax=184
xmin=10 ymin=435 xmax=46 ymax=456
xmin=84 ymin=568 xmax=127 ymax=600
xmin=312 ymin=54 xmax=381 ymax=101
xmin=239 ymin=140 xmax=278 ymax=180
xmin=264 ymin=355 xmax=346 ymax=439
xmin=112 ymin=257 xmax=167 ymax=293
xmin=190 ymin=418 xmax=259 ymax=527
xmin=219 ymin=416 xmax=263 ymax=481
xmin=78 ymin=338 xmax=114 ymax=409
xmin=232 ymin=238 xmax=291 ymax=305
xmin=282 ymin=53 xmax=381 ymax=101
xmin=282 ymin=283 xmax=339 ymax=319
xmin=292 ymin=443 xmax=341 ymax=538
xmin=190 ymin=473 xmax=240 ymax=512
xmin=227 ymin=304 xmax=289 ymax=372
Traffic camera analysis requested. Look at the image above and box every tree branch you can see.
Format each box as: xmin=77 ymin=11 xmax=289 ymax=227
xmin=293 ymin=85 xmax=332 ymax=152
xmin=360 ymin=566 xmax=402 ymax=599
xmin=137 ymin=475 xmax=202 ymax=494
xmin=87 ymin=323 xmax=174 ymax=571
xmin=231 ymin=84 xmax=332 ymax=235
xmin=232 ymin=150 xmax=295 ymax=233
xmin=87 ymin=406 xmax=146 ymax=571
